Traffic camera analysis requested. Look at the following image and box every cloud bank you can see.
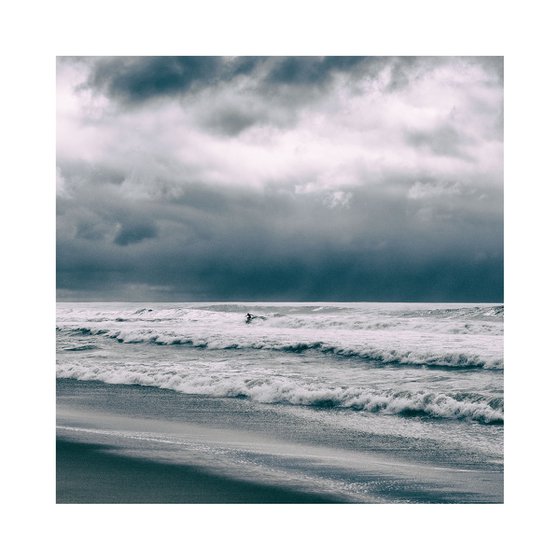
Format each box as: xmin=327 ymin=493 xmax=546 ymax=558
xmin=57 ymin=56 xmax=503 ymax=301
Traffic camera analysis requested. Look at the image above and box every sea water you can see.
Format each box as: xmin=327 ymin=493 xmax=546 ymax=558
xmin=56 ymin=302 xmax=504 ymax=503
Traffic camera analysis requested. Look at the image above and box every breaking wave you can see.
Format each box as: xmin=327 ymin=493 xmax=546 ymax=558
xmin=56 ymin=326 xmax=503 ymax=370
xmin=57 ymin=364 xmax=503 ymax=424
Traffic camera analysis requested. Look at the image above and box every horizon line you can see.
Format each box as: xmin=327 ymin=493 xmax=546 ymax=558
xmin=56 ymin=299 xmax=504 ymax=304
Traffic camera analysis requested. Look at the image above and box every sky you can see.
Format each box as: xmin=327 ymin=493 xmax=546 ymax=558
xmin=56 ymin=56 xmax=503 ymax=302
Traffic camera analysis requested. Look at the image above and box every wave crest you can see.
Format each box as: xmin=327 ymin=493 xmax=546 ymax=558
xmin=57 ymin=364 xmax=503 ymax=424
xmin=57 ymin=326 xmax=502 ymax=370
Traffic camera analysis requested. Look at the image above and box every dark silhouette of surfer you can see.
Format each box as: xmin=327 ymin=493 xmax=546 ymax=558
xmin=246 ymin=312 xmax=266 ymax=324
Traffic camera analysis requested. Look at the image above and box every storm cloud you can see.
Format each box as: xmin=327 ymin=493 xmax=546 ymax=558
xmin=57 ymin=56 xmax=503 ymax=301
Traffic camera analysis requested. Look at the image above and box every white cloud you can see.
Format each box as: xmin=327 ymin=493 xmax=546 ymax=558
xmin=57 ymin=57 xmax=503 ymax=202
xmin=407 ymin=180 xmax=464 ymax=200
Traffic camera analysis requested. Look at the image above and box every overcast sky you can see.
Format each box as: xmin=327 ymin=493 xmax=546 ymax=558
xmin=57 ymin=56 xmax=503 ymax=302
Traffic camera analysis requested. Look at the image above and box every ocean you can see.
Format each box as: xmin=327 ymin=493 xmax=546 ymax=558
xmin=56 ymin=301 xmax=504 ymax=503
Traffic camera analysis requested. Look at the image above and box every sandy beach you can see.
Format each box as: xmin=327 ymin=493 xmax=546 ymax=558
xmin=57 ymin=378 xmax=503 ymax=503
xmin=57 ymin=438 xmax=342 ymax=503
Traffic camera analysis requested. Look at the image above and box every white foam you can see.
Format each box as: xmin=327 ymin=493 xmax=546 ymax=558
xmin=57 ymin=302 xmax=504 ymax=423
xmin=57 ymin=360 xmax=503 ymax=424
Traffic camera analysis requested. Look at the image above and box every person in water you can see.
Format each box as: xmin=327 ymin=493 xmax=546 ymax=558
xmin=245 ymin=313 xmax=254 ymax=323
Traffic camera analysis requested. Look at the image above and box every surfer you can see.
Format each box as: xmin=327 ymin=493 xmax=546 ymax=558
xmin=245 ymin=313 xmax=254 ymax=324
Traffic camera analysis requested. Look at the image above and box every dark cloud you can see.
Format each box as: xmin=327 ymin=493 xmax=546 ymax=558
xmin=81 ymin=56 xmax=375 ymax=106
xmin=57 ymin=233 xmax=503 ymax=302
xmin=264 ymin=56 xmax=369 ymax=86
xmin=56 ymin=162 xmax=502 ymax=301
xmin=85 ymin=56 xmax=263 ymax=104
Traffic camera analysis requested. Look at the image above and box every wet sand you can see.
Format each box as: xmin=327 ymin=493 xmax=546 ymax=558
xmin=57 ymin=438 xmax=344 ymax=503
